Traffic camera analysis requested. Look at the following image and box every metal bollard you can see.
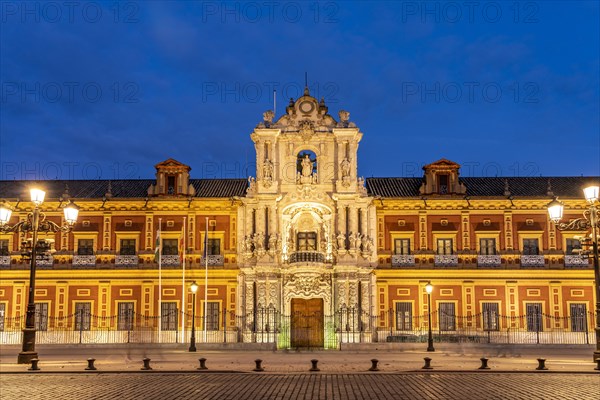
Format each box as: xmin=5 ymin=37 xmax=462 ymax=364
xmin=422 ymin=357 xmax=433 ymax=369
xmin=197 ymin=358 xmax=208 ymax=370
xmin=536 ymin=358 xmax=548 ymax=371
xmin=479 ymin=357 xmax=490 ymax=370
xmin=141 ymin=357 xmax=152 ymax=370
xmin=28 ymin=358 xmax=40 ymax=371
xmin=309 ymin=359 xmax=320 ymax=372
xmin=253 ymin=359 xmax=264 ymax=372
xmin=368 ymin=359 xmax=379 ymax=371
xmin=85 ymin=358 xmax=97 ymax=371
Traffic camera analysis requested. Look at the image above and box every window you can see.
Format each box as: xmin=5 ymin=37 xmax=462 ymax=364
xmin=119 ymin=239 xmax=136 ymax=255
xmin=522 ymin=239 xmax=539 ymax=255
xmin=479 ymin=238 xmax=496 ymax=255
xmin=0 ymin=303 xmax=5 ymax=331
xmin=35 ymin=303 xmax=48 ymax=331
xmin=439 ymin=302 xmax=456 ymax=331
xmin=74 ymin=302 xmax=91 ymax=331
xmin=205 ymin=302 xmax=220 ymax=331
xmin=0 ymin=239 xmax=9 ymax=256
xmin=162 ymin=239 xmax=178 ymax=255
xmin=395 ymin=302 xmax=412 ymax=330
xmin=526 ymin=303 xmax=543 ymax=332
xmin=206 ymin=238 xmax=221 ymax=256
xmin=297 ymin=232 xmax=316 ymax=251
xmin=77 ymin=239 xmax=94 ymax=255
xmin=161 ymin=302 xmax=178 ymax=331
xmin=566 ymin=239 xmax=582 ymax=255
xmin=438 ymin=174 xmax=449 ymax=194
xmin=570 ymin=303 xmax=587 ymax=332
xmin=394 ymin=239 xmax=410 ymax=255
xmin=437 ymin=239 xmax=453 ymax=255
xmin=167 ymin=176 xmax=176 ymax=194
xmin=117 ymin=302 xmax=134 ymax=330
xmin=482 ymin=303 xmax=499 ymax=331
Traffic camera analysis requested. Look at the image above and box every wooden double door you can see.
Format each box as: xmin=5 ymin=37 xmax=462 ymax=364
xmin=290 ymin=298 xmax=324 ymax=348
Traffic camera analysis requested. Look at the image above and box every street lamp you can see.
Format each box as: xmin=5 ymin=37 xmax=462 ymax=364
xmin=425 ymin=281 xmax=435 ymax=352
xmin=0 ymin=189 xmax=79 ymax=364
xmin=547 ymin=184 xmax=600 ymax=362
xmin=189 ymin=281 xmax=198 ymax=352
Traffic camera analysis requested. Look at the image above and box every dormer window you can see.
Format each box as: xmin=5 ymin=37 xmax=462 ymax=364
xmin=167 ymin=176 xmax=176 ymax=195
xmin=438 ymin=174 xmax=449 ymax=194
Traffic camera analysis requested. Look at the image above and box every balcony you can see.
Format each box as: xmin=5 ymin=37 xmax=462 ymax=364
xmin=160 ymin=255 xmax=181 ymax=267
xmin=564 ymin=255 xmax=589 ymax=268
xmin=0 ymin=255 xmax=10 ymax=267
xmin=520 ymin=255 xmax=545 ymax=268
xmin=434 ymin=255 xmax=458 ymax=267
xmin=115 ymin=255 xmax=139 ymax=267
xmin=391 ymin=255 xmax=415 ymax=267
xmin=36 ymin=256 xmax=54 ymax=268
xmin=477 ymin=255 xmax=501 ymax=268
xmin=73 ymin=255 xmax=97 ymax=267
xmin=289 ymin=251 xmax=325 ymax=264
xmin=200 ymin=255 xmax=224 ymax=266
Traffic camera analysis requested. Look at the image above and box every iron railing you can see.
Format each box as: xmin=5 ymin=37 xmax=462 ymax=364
xmin=0 ymin=307 xmax=596 ymax=347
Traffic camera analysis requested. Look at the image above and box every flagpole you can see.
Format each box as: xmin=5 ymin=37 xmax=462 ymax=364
xmin=204 ymin=217 xmax=208 ymax=343
xmin=181 ymin=217 xmax=186 ymax=343
xmin=158 ymin=218 xmax=162 ymax=344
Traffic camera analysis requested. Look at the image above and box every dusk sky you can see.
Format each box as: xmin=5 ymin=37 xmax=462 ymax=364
xmin=1 ymin=1 xmax=598 ymax=181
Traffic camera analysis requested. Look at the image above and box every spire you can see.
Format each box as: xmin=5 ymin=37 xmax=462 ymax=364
xmin=304 ymin=72 xmax=310 ymax=96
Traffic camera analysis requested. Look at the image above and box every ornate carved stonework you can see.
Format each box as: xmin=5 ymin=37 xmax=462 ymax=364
xmin=299 ymin=120 xmax=315 ymax=142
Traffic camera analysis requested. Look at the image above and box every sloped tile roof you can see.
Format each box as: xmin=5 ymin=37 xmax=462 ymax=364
xmin=0 ymin=179 xmax=248 ymax=199
xmin=366 ymin=177 xmax=599 ymax=198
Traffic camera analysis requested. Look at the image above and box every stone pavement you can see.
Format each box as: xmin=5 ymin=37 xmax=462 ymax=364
xmin=1 ymin=344 xmax=598 ymax=399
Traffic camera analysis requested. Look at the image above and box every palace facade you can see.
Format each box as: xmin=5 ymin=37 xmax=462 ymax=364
xmin=0 ymin=89 xmax=598 ymax=348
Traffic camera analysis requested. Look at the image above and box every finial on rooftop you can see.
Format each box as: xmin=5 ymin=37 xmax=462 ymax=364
xmin=503 ymin=179 xmax=511 ymax=196
xmin=61 ymin=183 xmax=70 ymax=201
xmin=105 ymin=181 xmax=113 ymax=199
xmin=546 ymin=178 xmax=554 ymax=196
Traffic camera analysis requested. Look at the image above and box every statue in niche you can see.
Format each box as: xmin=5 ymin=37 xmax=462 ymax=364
xmin=262 ymin=159 xmax=274 ymax=188
xmin=340 ymin=157 xmax=351 ymax=187
xmin=268 ymin=233 xmax=278 ymax=252
xmin=301 ymin=154 xmax=313 ymax=177
xmin=337 ymin=232 xmax=346 ymax=252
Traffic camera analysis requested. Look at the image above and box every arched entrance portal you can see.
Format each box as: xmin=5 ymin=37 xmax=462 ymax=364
xmin=290 ymin=298 xmax=324 ymax=348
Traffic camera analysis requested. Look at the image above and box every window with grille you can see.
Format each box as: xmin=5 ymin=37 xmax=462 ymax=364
xmin=161 ymin=302 xmax=178 ymax=331
xmin=479 ymin=238 xmax=496 ymax=255
xmin=566 ymin=239 xmax=582 ymax=255
xmin=526 ymin=303 xmax=543 ymax=332
xmin=437 ymin=239 xmax=453 ymax=255
xmin=35 ymin=303 xmax=48 ymax=331
xmin=117 ymin=302 xmax=134 ymax=330
xmin=570 ymin=303 xmax=587 ymax=332
xmin=119 ymin=239 xmax=136 ymax=255
xmin=77 ymin=239 xmax=94 ymax=255
xmin=522 ymin=239 xmax=539 ymax=255
xmin=206 ymin=302 xmax=220 ymax=331
xmin=0 ymin=239 xmax=9 ymax=256
xmin=162 ymin=239 xmax=178 ymax=255
xmin=439 ymin=302 xmax=456 ymax=331
xmin=394 ymin=239 xmax=410 ymax=255
xmin=297 ymin=232 xmax=317 ymax=251
xmin=482 ymin=302 xmax=499 ymax=331
xmin=206 ymin=238 xmax=221 ymax=255
xmin=74 ymin=302 xmax=91 ymax=331
xmin=395 ymin=302 xmax=412 ymax=330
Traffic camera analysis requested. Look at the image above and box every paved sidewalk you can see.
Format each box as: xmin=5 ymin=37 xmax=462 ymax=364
xmin=0 ymin=344 xmax=598 ymax=373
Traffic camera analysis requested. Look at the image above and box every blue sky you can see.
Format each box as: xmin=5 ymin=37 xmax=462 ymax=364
xmin=1 ymin=1 xmax=598 ymax=180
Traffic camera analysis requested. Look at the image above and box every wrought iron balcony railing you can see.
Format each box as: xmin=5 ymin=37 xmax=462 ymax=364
xmin=73 ymin=255 xmax=97 ymax=267
xmin=200 ymin=255 xmax=224 ymax=266
xmin=564 ymin=254 xmax=589 ymax=268
xmin=289 ymin=251 xmax=325 ymax=264
xmin=520 ymin=255 xmax=545 ymax=268
xmin=115 ymin=255 xmax=139 ymax=267
xmin=434 ymin=255 xmax=458 ymax=267
xmin=477 ymin=255 xmax=501 ymax=268
xmin=391 ymin=254 xmax=415 ymax=267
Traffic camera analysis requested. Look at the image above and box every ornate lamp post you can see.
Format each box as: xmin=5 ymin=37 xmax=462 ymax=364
xmin=425 ymin=281 xmax=435 ymax=352
xmin=189 ymin=281 xmax=198 ymax=352
xmin=547 ymin=185 xmax=600 ymax=362
xmin=0 ymin=188 xmax=79 ymax=364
